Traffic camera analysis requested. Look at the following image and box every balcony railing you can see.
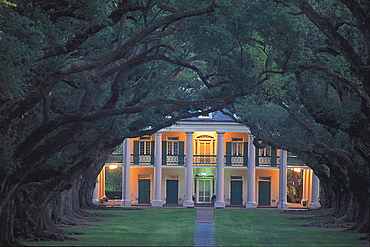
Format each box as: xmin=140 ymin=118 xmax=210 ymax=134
xmin=225 ymin=155 xmax=247 ymax=166
xmin=106 ymin=154 xmax=123 ymax=163
xmin=110 ymin=153 xmax=305 ymax=168
xmin=125 ymin=154 xmax=247 ymax=166
xmin=193 ymin=155 xmax=217 ymax=166
xmin=165 ymin=155 xmax=185 ymax=165
xmin=255 ymin=155 xmax=306 ymax=167
xmin=163 ymin=155 xmax=246 ymax=166
xmin=257 ymin=156 xmax=280 ymax=167
xmin=287 ymin=156 xmax=305 ymax=166
xmin=131 ymin=154 xmax=153 ymax=165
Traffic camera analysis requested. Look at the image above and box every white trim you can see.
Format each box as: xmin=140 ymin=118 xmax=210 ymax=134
xmin=162 ymin=121 xmax=251 ymax=133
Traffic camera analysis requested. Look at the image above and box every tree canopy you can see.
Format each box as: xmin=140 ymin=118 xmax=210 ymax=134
xmin=230 ymin=0 xmax=370 ymax=234
xmin=0 ymin=0 xmax=369 ymax=245
xmin=0 ymin=1 xmax=239 ymax=244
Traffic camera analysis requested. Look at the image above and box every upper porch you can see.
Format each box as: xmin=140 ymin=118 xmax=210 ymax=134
xmin=107 ymin=149 xmax=305 ymax=167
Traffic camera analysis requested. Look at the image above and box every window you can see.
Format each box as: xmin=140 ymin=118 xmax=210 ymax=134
xmin=231 ymin=138 xmax=244 ymax=156
xmin=232 ymin=142 xmax=243 ymax=156
xmin=198 ymin=110 xmax=213 ymax=118
xmin=167 ymin=137 xmax=179 ymax=156
xmin=195 ymin=135 xmax=216 ymax=155
xmin=259 ymin=177 xmax=271 ymax=181
xmin=167 ymin=141 xmax=179 ymax=155
xmin=139 ymin=141 xmax=151 ymax=155
xmin=259 ymin=146 xmax=272 ymax=156
xmin=231 ymin=176 xmax=243 ymax=180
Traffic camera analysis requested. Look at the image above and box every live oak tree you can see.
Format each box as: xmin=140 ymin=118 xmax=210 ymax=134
xmin=230 ymin=0 xmax=369 ymax=234
xmin=0 ymin=0 xmax=251 ymax=244
xmin=293 ymin=0 xmax=369 ymax=234
xmin=1 ymin=0 xmax=369 ymax=245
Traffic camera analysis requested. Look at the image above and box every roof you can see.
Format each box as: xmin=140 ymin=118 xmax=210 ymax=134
xmin=163 ymin=111 xmax=250 ymax=133
xmin=181 ymin=111 xmax=234 ymax=122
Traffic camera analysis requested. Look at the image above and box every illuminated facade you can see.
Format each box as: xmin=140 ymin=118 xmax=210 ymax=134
xmin=93 ymin=112 xmax=321 ymax=209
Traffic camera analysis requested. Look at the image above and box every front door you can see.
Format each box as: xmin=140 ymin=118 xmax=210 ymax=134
xmin=230 ymin=180 xmax=243 ymax=205
xmin=138 ymin=179 xmax=151 ymax=203
xmin=166 ymin=180 xmax=178 ymax=204
xmin=258 ymin=181 xmax=271 ymax=206
xmin=196 ymin=178 xmax=213 ymax=203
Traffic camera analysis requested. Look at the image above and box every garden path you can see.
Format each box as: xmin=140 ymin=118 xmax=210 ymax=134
xmin=194 ymin=207 xmax=215 ymax=246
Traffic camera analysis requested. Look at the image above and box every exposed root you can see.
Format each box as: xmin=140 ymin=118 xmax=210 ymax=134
xmin=281 ymin=208 xmax=364 ymax=230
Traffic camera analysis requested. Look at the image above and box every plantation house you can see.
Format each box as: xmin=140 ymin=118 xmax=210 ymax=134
xmin=93 ymin=112 xmax=321 ymax=209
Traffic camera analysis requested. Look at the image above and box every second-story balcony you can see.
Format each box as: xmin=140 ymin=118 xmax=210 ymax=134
xmin=193 ymin=155 xmax=217 ymax=166
xmin=112 ymin=154 xmax=305 ymax=167
xmin=106 ymin=153 xmax=123 ymax=163
xmin=165 ymin=155 xmax=185 ymax=165
xmin=225 ymin=155 xmax=247 ymax=166
xmin=132 ymin=154 xmax=154 ymax=165
xmin=257 ymin=155 xmax=280 ymax=167
xmin=287 ymin=155 xmax=305 ymax=166
xmin=129 ymin=154 xmax=247 ymax=166
xmin=256 ymin=155 xmax=306 ymax=167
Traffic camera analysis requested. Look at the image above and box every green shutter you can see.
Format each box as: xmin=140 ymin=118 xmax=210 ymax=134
xmin=243 ymin=142 xmax=248 ymax=166
xmin=151 ymin=141 xmax=155 ymax=165
xmin=226 ymin=142 xmax=232 ymax=166
xmin=271 ymin=147 xmax=277 ymax=166
xmin=162 ymin=141 xmax=167 ymax=165
xmin=255 ymin=147 xmax=259 ymax=166
xmin=178 ymin=141 xmax=184 ymax=165
xmin=133 ymin=141 xmax=139 ymax=164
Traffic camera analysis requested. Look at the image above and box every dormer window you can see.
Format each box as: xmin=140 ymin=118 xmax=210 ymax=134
xmin=198 ymin=112 xmax=213 ymax=118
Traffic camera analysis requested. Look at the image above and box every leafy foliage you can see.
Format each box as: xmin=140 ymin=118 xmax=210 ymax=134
xmin=1 ymin=0 xmax=369 ymax=244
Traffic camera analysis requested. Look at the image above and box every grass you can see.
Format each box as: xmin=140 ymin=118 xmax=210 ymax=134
xmin=214 ymin=209 xmax=368 ymax=246
xmin=24 ymin=208 xmax=197 ymax=246
xmin=22 ymin=208 xmax=368 ymax=246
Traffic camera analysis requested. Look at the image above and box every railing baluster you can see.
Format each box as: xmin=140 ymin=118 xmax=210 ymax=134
xmin=112 ymin=152 xmax=303 ymax=167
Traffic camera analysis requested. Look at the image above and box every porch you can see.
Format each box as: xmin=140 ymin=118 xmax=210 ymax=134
xmin=106 ymin=153 xmax=304 ymax=167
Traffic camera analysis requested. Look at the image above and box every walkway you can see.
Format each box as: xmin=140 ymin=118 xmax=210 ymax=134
xmin=194 ymin=207 xmax=215 ymax=246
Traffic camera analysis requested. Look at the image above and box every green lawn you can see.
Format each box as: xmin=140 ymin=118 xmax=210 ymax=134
xmin=22 ymin=208 xmax=368 ymax=246
xmin=24 ymin=208 xmax=197 ymax=246
xmin=214 ymin=209 xmax=367 ymax=246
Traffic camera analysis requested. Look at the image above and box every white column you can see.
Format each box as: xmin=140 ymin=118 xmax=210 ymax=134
xmin=310 ymin=173 xmax=321 ymax=209
xmin=214 ymin=131 xmax=226 ymax=208
xmin=302 ymin=169 xmax=308 ymax=203
xmin=246 ymin=135 xmax=257 ymax=208
xmin=307 ymin=169 xmax=313 ymax=202
xmin=152 ymin=132 xmax=163 ymax=207
xmin=277 ymin=150 xmax=288 ymax=208
xmin=121 ymin=138 xmax=132 ymax=206
xmin=92 ymin=179 xmax=99 ymax=205
xmin=302 ymin=169 xmax=312 ymax=206
xmin=183 ymin=131 xmax=194 ymax=207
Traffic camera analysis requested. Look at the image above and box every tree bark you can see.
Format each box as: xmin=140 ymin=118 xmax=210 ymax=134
xmin=78 ymin=162 xmax=106 ymax=209
xmin=0 ymin=199 xmax=17 ymax=246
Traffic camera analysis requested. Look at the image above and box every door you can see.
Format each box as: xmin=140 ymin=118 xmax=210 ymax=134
xmin=166 ymin=180 xmax=178 ymax=204
xmin=230 ymin=180 xmax=243 ymax=205
xmin=199 ymin=141 xmax=212 ymax=164
xmin=199 ymin=141 xmax=212 ymax=155
xmin=195 ymin=135 xmax=216 ymax=164
xmin=197 ymin=179 xmax=213 ymax=203
xmin=138 ymin=179 xmax=151 ymax=203
xmin=258 ymin=181 xmax=271 ymax=206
